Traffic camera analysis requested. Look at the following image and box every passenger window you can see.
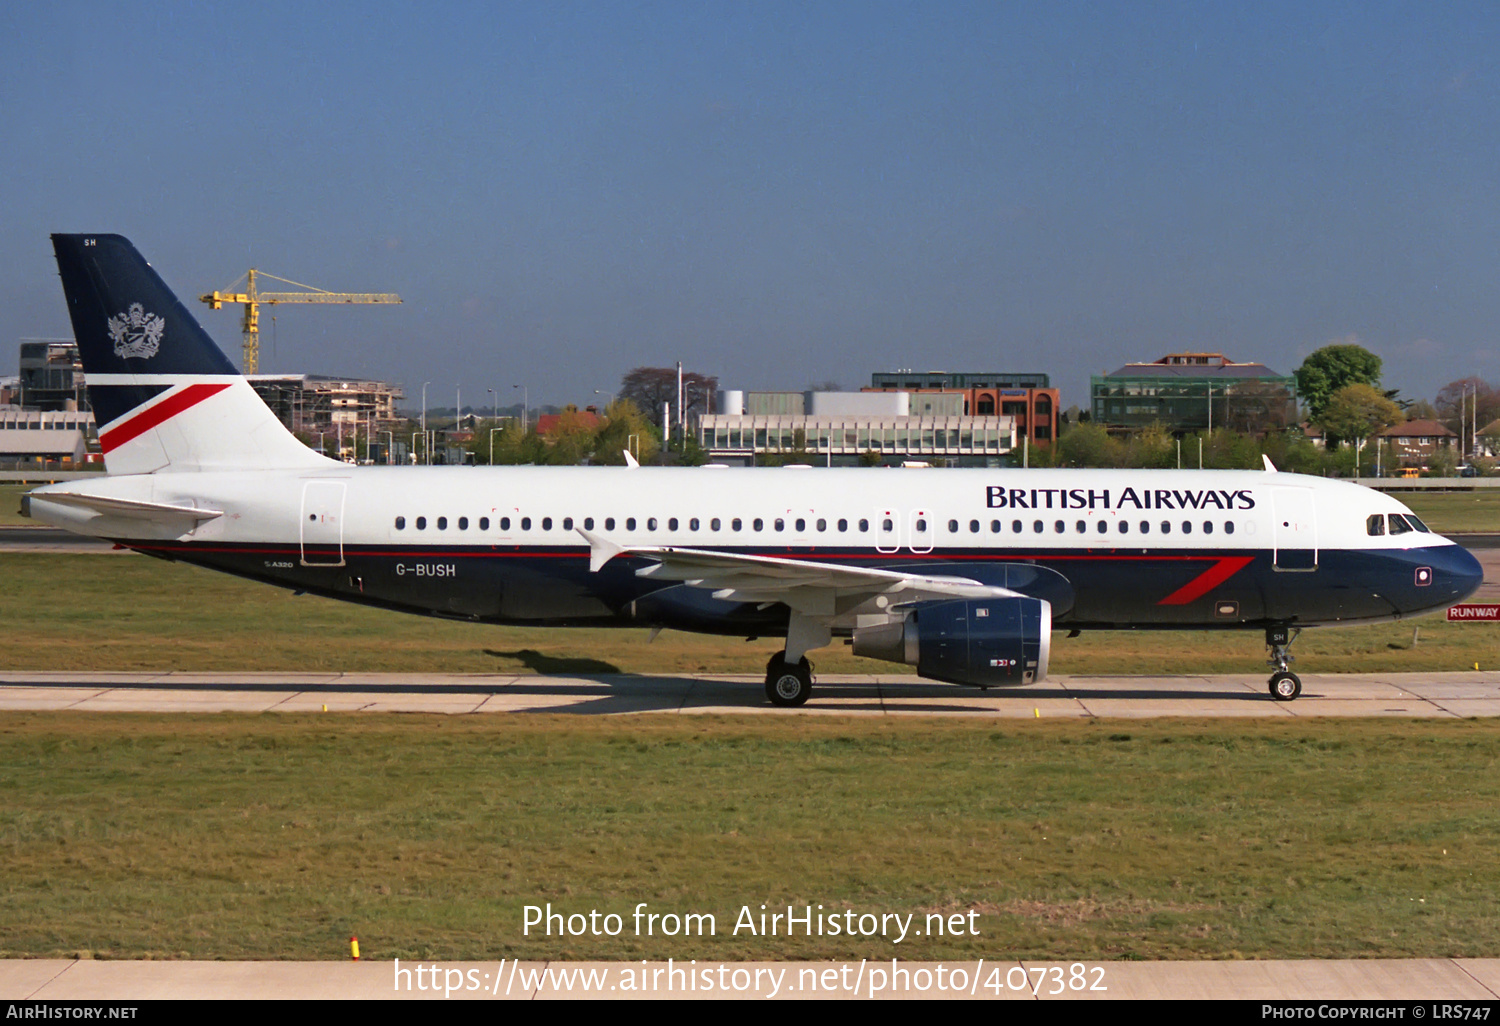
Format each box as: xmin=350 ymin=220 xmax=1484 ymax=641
xmin=754 ymin=518 xmax=764 ymax=531
xmin=521 ymin=517 xmax=531 ymax=530
xmin=689 ymin=518 xmax=699 ymax=531
xmin=458 ymin=517 xmax=468 ymax=530
xmin=1096 ymin=521 xmax=1107 ymax=534
xmin=859 ymin=519 xmax=869 ymax=532
xmin=584 ymin=517 xmax=594 ymax=530
xmin=970 ymin=520 xmax=980 ymax=533
xmin=480 ymin=517 xmax=490 ymax=530
xmin=1032 ymin=520 xmax=1043 ymax=533
xmin=668 ymin=518 xmax=678 ymax=531
xmin=1118 ymin=521 xmax=1128 ymax=534
xmin=773 ymin=518 xmax=784 ymax=532
xmin=883 ymin=518 xmax=894 ymax=532
xmin=991 ymin=520 xmax=1002 ymax=533
xmin=1139 ymin=521 xmax=1149 ymax=534
xmin=838 ymin=519 xmax=848 ymax=532
xmin=731 ymin=518 xmax=742 ymax=531
xmin=1202 ymin=521 xmax=1213 ymax=535
xmin=948 ymin=519 xmax=959 ymax=533
xmin=542 ymin=517 xmax=553 ymax=530
xmin=626 ymin=517 xmax=637 ymax=531
xmin=437 ymin=517 xmax=448 ymax=530
xmin=647 ymin=517 xmax=658 ymax=531
xmin=1076 ymin=520 xmax=1086 ymax=533
xmin=916 ymin=518 xmax=927 ymax=532
xmin=1224 ymin=521 xmax=1234 ymax=535
xmin=500 ymin=517 xmax=510 ymax=530
xmin=395 ymin=516 xmax=405 ymax=530
xmin=1054 ymin=520 xmax=1065 ymax=534
xmin=416 ymin=517 xmax=427 ymax=530
xmin=605 ymin=517 xmax=615 ymax=530
xmin=1012 ymin=520 xmax=1022 ymax=533
xmin=1367 ymin=514 xmax=1386 ymax=537
xmin=1161 ymin=521 xmax=1171 ymax=534
xmin=815 ymin=519 xmax=825 ymax=532
xmin=563 ymin=517 xmax=573 ymax=530
xmin=1181 ymin=521 xmax=1192 ymax=534
xmin=710 ymin=518 xmax=721 ymax=531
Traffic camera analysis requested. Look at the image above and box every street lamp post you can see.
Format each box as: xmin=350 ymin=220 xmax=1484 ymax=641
xmin=514 ymin=384 xmax=528 ymax=433
xmin=420 ymin=381 xmax=431 ymax=465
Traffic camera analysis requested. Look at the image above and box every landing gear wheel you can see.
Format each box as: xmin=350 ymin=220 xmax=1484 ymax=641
xmin=765 ymin=652 xmax=813 ymax=707
xmin=1269 ymin=671 xmax=1302 ymax=701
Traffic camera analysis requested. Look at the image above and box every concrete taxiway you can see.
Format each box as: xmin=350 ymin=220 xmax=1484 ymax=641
xmin=2 ymin=669 xmax=1498 ymax=716
xmin=5 ymin=957 xmax=1500 ymax=1000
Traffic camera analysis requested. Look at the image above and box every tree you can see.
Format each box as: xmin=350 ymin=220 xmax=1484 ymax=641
xmin=591 ymin=399 xmax=661 ymax=465
xmin=1052 ymin=423 xmax=1124 ymax=468
xmin=1294 ymin=343 xmax=1383 ymax=420
xmin=1123 ymin=422 xmax=1175 ymax=468
xmin=1435 ymin=377 xmax=1500 ymax=450
xmin=619 ymin=367 xmax=720 ymax=421
xmin=1315 ymin=384 xmax=1402 ymax=448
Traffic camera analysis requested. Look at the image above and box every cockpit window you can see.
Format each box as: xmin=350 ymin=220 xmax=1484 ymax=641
xmin=1406 ymin=513 xmax=1432 ymax=533
xmin=1388 ymin=514 xmax=1414 ymax=535
xmin=1367 ymin=514 xmax=1386 ymax=536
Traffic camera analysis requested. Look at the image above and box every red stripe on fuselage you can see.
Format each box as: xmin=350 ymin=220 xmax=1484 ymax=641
xmin=98 ymin=383 xmax=232 ymax=453
xmin=1155 ymin=555 xmax=1255 ymax=605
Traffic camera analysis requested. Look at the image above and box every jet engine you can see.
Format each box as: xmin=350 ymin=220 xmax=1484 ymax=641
xmin=852 ymin=596 xmax=1051 ymax=687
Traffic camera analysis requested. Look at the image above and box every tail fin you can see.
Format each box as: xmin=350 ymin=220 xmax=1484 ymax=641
xmin=51 ymin=234 xmax=330 ymax=475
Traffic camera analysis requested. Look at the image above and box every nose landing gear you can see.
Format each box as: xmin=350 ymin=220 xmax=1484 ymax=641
xmin=1266 ymin=626 xmax=1302 ymax=701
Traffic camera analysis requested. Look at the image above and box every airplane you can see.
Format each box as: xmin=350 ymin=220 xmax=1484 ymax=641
xmin=22 ymin=234 xmax=1485 ymax=706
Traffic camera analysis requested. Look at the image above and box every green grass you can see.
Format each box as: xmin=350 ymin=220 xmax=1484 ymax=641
xmin=0 ymin=553 xmax=1495 ymax=675
xmin=1 ymin=714 xmax=1498 ymax=961
xmin=1400 ymin=490 xmax=1500 ymax=535
xmin=0 ymin=485 xmax=38 ymax=527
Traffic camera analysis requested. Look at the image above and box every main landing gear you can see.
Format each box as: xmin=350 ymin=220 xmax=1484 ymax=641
xmin=1266 ymin=626 xmax=1302 ymax=701
xmin=765 ymin=651 xmax=813 ymax=707
xmin=763 ymin=612 xmax=830 ymax=707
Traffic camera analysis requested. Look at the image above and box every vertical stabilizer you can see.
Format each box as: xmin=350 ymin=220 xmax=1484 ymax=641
xmin=51 ymin=234 xmax=331 ymax=474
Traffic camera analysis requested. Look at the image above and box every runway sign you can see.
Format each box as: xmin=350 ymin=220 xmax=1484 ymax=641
xmin=1447 ymin=604 xmax=1500 ymax=621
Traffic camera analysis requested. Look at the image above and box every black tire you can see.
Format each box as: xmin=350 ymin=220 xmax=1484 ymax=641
xmin=1269 ymin=671 xmax=1302 ymax=701
xmin=765 ymin=653 xmax=813 ymax=707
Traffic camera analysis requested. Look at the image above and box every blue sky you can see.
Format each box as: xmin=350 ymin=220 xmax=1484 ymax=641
xmin=2 ymin=1 xmax=1496 ymax=413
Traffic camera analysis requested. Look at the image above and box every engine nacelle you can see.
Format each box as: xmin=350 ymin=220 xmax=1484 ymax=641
xmin=852 ymin=596 xmax=1051 ymax=687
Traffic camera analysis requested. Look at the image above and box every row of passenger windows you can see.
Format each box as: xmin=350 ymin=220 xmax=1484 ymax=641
xmin=393 ymin=514 xmax=1237 ymax=537
xmin=1366 ymin=513 xmax=1431 ymax=536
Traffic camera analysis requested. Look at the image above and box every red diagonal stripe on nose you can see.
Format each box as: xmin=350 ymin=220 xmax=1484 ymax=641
xmin=1157 ymin=555 xmax=1255 ymax=605
xmin=99 ymin=383 xmax=232 ymax=453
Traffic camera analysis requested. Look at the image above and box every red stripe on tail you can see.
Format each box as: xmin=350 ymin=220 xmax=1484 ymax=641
xmin=98 ymin=383 xmax=232 ymax=453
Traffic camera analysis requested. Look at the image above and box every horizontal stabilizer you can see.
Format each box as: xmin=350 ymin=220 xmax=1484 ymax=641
xmin=27 ymin=491 xmax=223 ymax=522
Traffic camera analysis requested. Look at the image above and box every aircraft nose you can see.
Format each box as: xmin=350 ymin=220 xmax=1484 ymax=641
xmin=1434 ymin=543 xmax=1485 ymax=605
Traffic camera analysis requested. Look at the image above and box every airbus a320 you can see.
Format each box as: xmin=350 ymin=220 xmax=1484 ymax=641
xmin=24 ymin=235 xmax=1484 ymax=705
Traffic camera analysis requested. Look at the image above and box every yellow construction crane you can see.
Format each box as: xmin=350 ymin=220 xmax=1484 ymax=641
xmin=199 ymin=269 xmax=402 ymax=374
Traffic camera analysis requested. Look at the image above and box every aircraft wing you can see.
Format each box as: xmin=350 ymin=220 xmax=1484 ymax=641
xmin=578 ymin=528 xmax=1018 ymax=615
